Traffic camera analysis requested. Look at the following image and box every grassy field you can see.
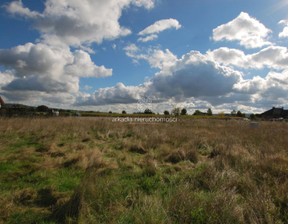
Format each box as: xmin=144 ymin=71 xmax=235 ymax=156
xmin=0 ymin=117 xmax=287 ymax=224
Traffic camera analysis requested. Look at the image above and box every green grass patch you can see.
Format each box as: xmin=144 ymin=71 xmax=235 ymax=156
xmin=49 ymin=168 xmax=85 ymax=192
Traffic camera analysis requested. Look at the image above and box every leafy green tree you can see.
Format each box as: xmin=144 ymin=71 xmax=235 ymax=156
xmin=237 ymin=110 xmax=242 ymax=117
xmin=122 ymin=110 xmax=127 ymax=114
xmin=193 ymin=110 xmax=202 ymax=116
xmin=181 ymin=108 xmax=187 ymax=115
xmin=172 ymin=108 xmax=181 ymax=116
xmin=207 ymin=108 xmax=213 ymax=116
xmin=164 ymin=110 xmax=170 ymax=115
xmin=144 ymin=108 xmax=153 ymax=114
xmin=37 ymin=105 xmax=49 ymax=112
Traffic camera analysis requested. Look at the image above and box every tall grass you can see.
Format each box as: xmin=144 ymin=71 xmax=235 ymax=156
xmin=0 ymin=117 xmax=287 ymax=223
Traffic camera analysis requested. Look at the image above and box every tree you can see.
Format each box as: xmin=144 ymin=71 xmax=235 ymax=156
xmin=207 ymin=108 xmax=212 ymax=116
xmin=37 ymin=105 xmax=49 ymax=112
xmin=231 ymin=110 xmax=236 ymax=116
xmin=193 ymin=110 xmax=202 ymax=116
xmin=144 ymin=108 xmax=153 ymax=114
xmin=122 ymin=110 xmax=127 ymax=114
xmin=172 ymin=107 xmax=181 ymax=116
xmin=237 ymin=110 xmax=242 ymax=117
xmin=181 ymin=108 xmax=187 ymax=115
xmin=164 ymin=110 xmax=170 ymax=115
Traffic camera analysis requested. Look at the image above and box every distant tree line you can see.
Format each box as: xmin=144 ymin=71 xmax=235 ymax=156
xmin=0 ymin=104 xmax=62 ymax=117
xmin=230 ymin=109 xmax=246 ymax=118
xmin=1 ymin=103 xmax=253 ymax=119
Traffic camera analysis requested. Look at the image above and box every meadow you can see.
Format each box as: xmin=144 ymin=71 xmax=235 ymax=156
xmin=0 ymin=117 xmax=287 ymax=224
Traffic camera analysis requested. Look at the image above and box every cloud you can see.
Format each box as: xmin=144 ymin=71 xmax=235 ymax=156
xmin=138 ymin=18 xmax=181 ymax=40
xmin=132 ymin=0 xmax=155 ymax=9
xmin=0 ymin=43 xmax=111 ymax=94
xmin=124 ymin=46 xmax=177 ymax=69
xmin=0 ymin=70 xmax=15 ymax=88
xmin=123 ymin=44 xmax=139 ymax=53
xmin=1 ymin=90 xmax=76 ymax=107
xmin=83 ymin=85 xmax=92 ymax=91
xmin=6 ymin=0 xmax=156 ymax=47
xmin=138 ymin=34 xmax=158 ymax=42
xmin=146 ymin=49 xmax=177 ymax=69
xmin=76 ymin=82 xmax=148 ymax=106
xmin=123 ymin=44 xmax=147 ymax=63
xmin=78 ymin=50 xmax=242 ymax=107
xmin=213 ymin=12 xmax=272 ymax=49
xmin=207 ymin=47 xmax=248 ymax=68
xmin=83 ymin=47 xmax=288 ymax=111
xmin=3 ymin=75 xmax=79 ymax=93
xmin=3 ymin=2 xmax=288 ymax=112
xmin=231 ymin=70 xmax=288 ymax=110
xmin=5 ymin=0 xmax=40 ymax=18
xmin=148 ymin=51 xmax=242 ymax=102
xmin=279 ymin=20 xmax=288 ymax=38
xmin=249 ymin=46 xmax=288 ymax=70
xmin=208 ymin=46 xmax=288 ymax=70
xmin=198 ymin=69 xmax=288 ymax=110
xmin=0 ymin=43 xmax=72 ymax=78
xmin=65 ymin=50 xmax=112 ymax=78
xmin=75 ymin=53 xmax=288 ymax=112
xmin=233 ymin=76 xmax=267 ymax=94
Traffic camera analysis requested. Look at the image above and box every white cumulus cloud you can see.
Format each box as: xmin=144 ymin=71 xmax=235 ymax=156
xmin=0 ymin=43 xmax=112 ymax=95
xmin=139 ymin=18 xmax=181 ymax=35
xmin=279 ymin=20 xmax=288 ymax=38
xmin=147 ymin=49 xmax=177 ymax=69
xmin=234 ymin=70 xmax=288 ymax=107
xmin=207 ymin=47 xmax=248 ymax=68
xmin=6 ymin=0 xmax=156 ymax=47
xmin=124 ymin=47 xmax=177 ymax=69
xmin=0 ymin=70 xmax=15 ymax=88
xmin=76 ymin=82 xmax=148 ymax=106
xmin=5 ymin=0 xmax=40 ymax=18
xmin=213 ymin=12 xmax=272 ymax=49
xmin=138 ymin=34 xmax=158 ymax=42
xmin=148 ymin=51 xmax=242 ymax=102
xmin=208 ymin=46 xmax=288 ymax=70
xmin=65 ymin=50 xmax=112 ymax=78
xmin=78 ymin=50 xmax=243 ymax=106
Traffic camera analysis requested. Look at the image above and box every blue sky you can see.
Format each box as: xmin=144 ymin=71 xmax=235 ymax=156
xmin=1 ymin=0 xmax=288 ymax=114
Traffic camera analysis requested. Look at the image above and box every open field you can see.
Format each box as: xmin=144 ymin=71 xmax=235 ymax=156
xmin=0 ymin=117 xmax=287 ymax=223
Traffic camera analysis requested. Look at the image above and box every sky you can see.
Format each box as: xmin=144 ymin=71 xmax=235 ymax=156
xmin=1 ymin=0 xmax=288 ymax=114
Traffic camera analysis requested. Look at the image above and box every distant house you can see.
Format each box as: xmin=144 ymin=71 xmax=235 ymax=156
xmin=52 ymin=110 xmax=60 ymax=117
xmin=260 ymin=107 xmax=288 ymax=120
